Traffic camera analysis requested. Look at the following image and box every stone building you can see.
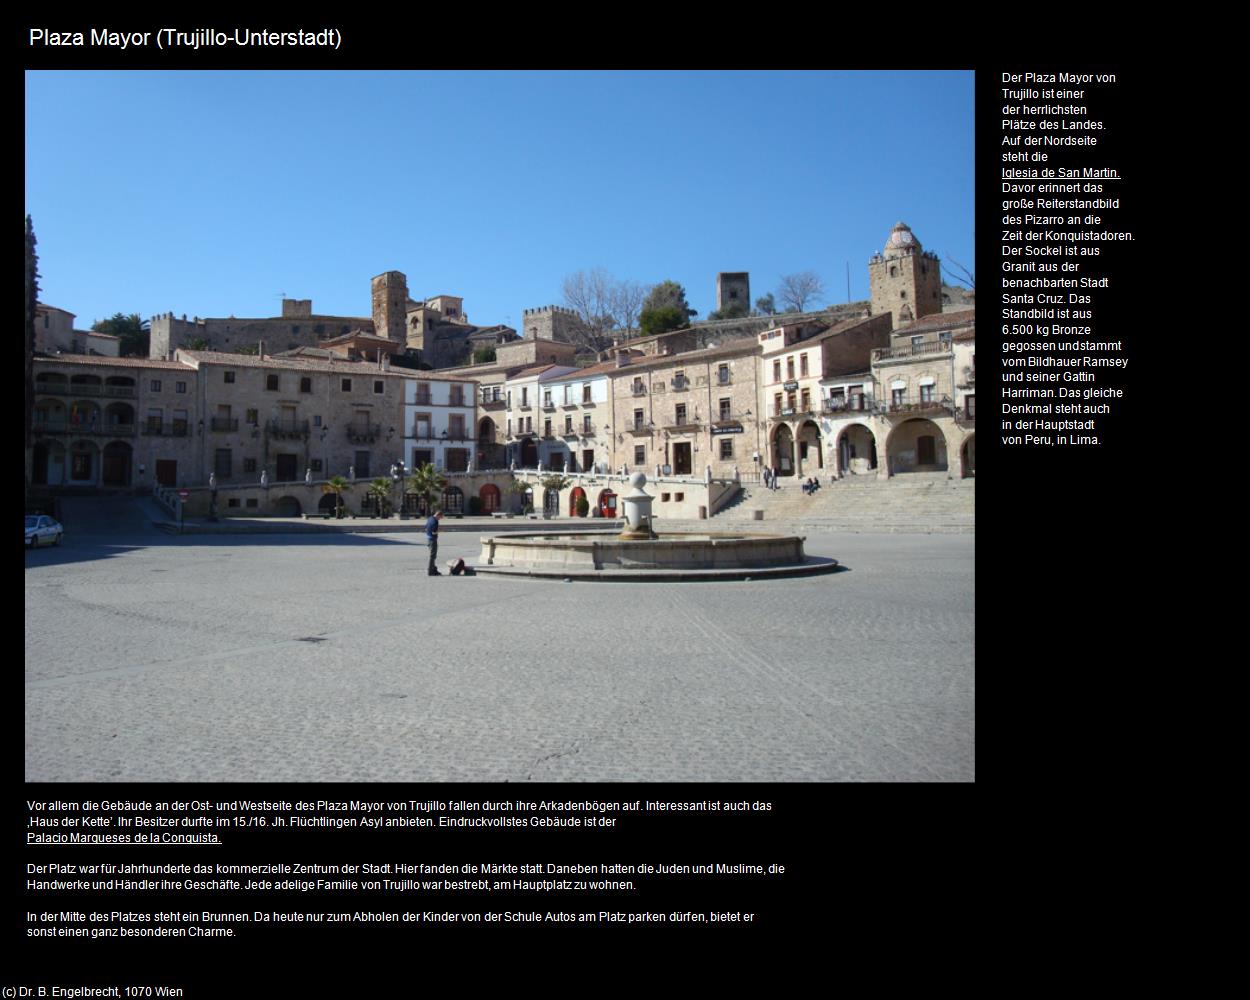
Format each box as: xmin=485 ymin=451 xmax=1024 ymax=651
xmin=758 ymin=314 xmax=893 ymax=478
xmin=607 ymin=341 xmax=762 ymax=481
xmin=869 ymin=221 xmax=943 ymax=326
xmin=149 ymin=299 xmax=373 ymax=360
xmin=174 ymin=349 xmax=414 ymax=488
xmin=31 ymin=355 xmax=199 ymax=491
xmin=35 ymin=304 xmax=120 ymax=357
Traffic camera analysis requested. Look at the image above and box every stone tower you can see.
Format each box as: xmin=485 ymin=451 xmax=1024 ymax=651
xmin=868 ymin=222 xmax=942 ymax=327
xmin=371 ymin=271 xmax=409 ymax=342
xmin=716 ymin=273 xmax=750 ymax=315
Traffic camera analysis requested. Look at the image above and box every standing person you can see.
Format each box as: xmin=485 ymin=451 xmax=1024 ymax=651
xmin=772 ymin=466 xmax=780 ymax=491
xmin=425 ymin=508 xmax=444 ymax=576
xmin=762 ymin=466 xmax=770 ymax=489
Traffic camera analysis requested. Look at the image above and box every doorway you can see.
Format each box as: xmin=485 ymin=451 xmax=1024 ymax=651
xmin=672 ymin=442 xmax=692 ymax=475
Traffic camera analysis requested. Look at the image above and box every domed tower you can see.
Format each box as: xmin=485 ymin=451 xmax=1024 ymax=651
xmin=868 ymin=221 xmax=942 ymax=327
xmin=371 ymin=271 xmax=408 ymax=342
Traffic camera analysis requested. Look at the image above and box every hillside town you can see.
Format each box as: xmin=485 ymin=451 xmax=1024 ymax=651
xmin=25 ymin=222 xmax=974 ymax=528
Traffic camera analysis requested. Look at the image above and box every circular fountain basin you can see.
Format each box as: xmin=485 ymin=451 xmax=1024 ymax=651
xmin=475 ymin=530 xmax=838 ymax=582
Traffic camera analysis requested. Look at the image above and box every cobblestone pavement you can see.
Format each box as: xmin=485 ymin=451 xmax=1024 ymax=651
xmin=25 ymin=519 xmax=974 ymax=782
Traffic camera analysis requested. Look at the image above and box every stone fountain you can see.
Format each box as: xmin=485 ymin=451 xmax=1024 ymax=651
xmin=475 ymin=473 xmax=836 ymax=582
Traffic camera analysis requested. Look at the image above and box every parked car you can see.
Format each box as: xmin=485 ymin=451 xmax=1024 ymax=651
xmin=25 ymin=515 xmax=62 ymax=548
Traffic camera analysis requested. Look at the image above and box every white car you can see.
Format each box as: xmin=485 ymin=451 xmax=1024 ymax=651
xmin=25 ymin=515 xmax=62 ymax=548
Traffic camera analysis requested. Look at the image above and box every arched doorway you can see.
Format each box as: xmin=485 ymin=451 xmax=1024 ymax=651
xmin=442 ymin=486 xmax=464 ymax=514
xmin=961 ymin=434 xmax=975 ymax=477
xmin=105 ymin=402 xmax=134 ymax=431
xmin=771 ymin=424 xmax=795 ymax=476
xmin=837 ymin=424 xmax=877 ymax=476
xmin=101 ymin=441 xmax=132 ymax=486
xmin=479 ymin=483 xmax=501 ymax=513
xmin=520 ymin=438 xmax=538 ymax=468
xmin=273 ymin=496 xmax=302 ymax=517
xmin=319 ymin=492 xmax=342 ymax=514
xmin=569 ymin=486 xmax=587 ymax=517
xmin=543 ymin=488 xmax=560 ymax=516
xmin=597 ymin=489 xmax=617 ymax=518
xmin=796 ymin=420 xmax=822 ymax=476
xmin=886 ymin=418 xmax=948 ymax=475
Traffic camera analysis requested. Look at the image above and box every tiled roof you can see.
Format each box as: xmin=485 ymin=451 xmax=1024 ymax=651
xmin=953 ymin=329 xmax=975 ymax=342
xmin=605 ymin=338 xmax=760 ymax=376
xmin=899 ymin=309 xmax=975 ymax=334
xmin=177 ymin=350 xmax=474 ymax=382
xmin=34 ymin=355 xmax=194 ymax=371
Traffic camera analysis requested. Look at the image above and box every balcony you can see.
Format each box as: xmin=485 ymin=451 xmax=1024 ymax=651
xmin=884 ymin=397 xmax=954 ymax=417
xmin=872 ymin=341 xmax=954 ymax=363
xmin=210 ymin=418 xmax=238 ymax=432
xmin=956 ymin=410 xmax=976 ymax=427
xmin=104 ymin=385 xmax=137 ymax=398
xmin=269 ymin=418 xmax=310 ymax=440
xmin=630 ymin=385 xmax=647 ymax=396
xmin=561 ymin=427 xmax=580 ymax=438
xmin=480 ymin=397 xmax=506 ymax=410
xmin=670 ymin=377 xmax=689 ymax=392
xmin=823 ymin=397 xmax=871 ymax=414
xmin=542 ymin=401 xmax=556 ymax=411
xmin=414 ymin=395 xmax=432 ymax=407
xmin=663 ymin=419 xmax=702 ymax=433
xmin=346 ymin=422 xmax=381 ymax=444
xmin=626 ymin=423 xmax=654 ymax=436
xmin=715 ymin=375 xmax=733 ymax=386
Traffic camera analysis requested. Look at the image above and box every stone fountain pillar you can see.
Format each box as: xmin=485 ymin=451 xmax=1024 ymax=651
xmin=619 ymin=472 xmax=657 ymax=540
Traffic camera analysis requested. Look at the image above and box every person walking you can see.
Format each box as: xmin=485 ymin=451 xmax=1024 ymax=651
xmin=425 ymin=508 xmax=444 ymax=576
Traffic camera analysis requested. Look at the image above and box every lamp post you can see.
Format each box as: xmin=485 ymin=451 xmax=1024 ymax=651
xmin=391 ymin=459 xmax=406 ymax=518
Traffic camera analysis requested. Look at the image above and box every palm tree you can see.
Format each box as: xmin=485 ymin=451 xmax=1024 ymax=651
xmin=366 ymin=477 xmax=392 ymax=517
xmin=322 ymin=475 xmax=351 ymax=519
xmin=405 ymin=463 xmax=446 ymax=517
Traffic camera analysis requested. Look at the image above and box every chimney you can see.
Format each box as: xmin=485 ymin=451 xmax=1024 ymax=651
xmin=615 ymin=349 xmax=631 ymax=368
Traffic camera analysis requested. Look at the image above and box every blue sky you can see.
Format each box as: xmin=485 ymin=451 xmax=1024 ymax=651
xmin=25 ymin=70 xmax=974 ymax=332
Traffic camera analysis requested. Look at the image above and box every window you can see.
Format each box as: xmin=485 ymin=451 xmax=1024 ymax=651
xmin=565 ymin=416 xmax=573 ymax=433
xmin=521 ymin=388 xmax=529 ymax=407
xmin=224 ymin=371 xmax=235 ymax=384
xmin=415 ymin=414 xmax=432 ymax=438
xmin=214 ymin=449 xmax=232 ymax=477
xmin=786 ymin=357 xmax=795 ymax=380
xmin=227 ymin=498 xmax=240 ymax=509
xmin=720 ymin=438 xmax=734 ymax=459
xmin=311 ymin=459 xmax=323 ymax=472
xmin=449 ymin=385 xmax=464 ymax=406
xmin=374 ymin=380 xmax=384 ymax=395
xmin=266 ymin=374 xmax=279 ymax=391
xmin=246 ymin=498 xmax=259 ymax=508
xmin=292 ymin=326 xmax=300 ymax=335
xmin=718 ymin=365 xmax=730 ymax=385
xmin=582 ymin=414 xmax=592 ymax=433
xmin=893 ymin=388 xmax=906 ymax=406
xmin=300 ymin=377 xmax=312 ymax=393
xmin=582 ymin=384 xmax=592 ymax=403
xmin=965 ymin=395 xmax=976 ymax=418
xmin=919 ymin=384 xmax=935 ymax=403
xmin=911 ymin=335 xmax=925 ymax=348
xmin=246 ymin=409 xmax=258 ymax=425
xmin=543 ymin=390 xmax=552 ymax=407
xmin=146 ymin=409 xmax=162 ymax=434
xmin=175 ymin=381 xmax=187 ymax=394
xmin=544 ymin=419 xmax=552 ymax=437
xmin=341 ymin=378 xmax=352 ymax=392
xmin=634 ymin=409 xmax=644 ymax=430
xmin=243 ymin=458 xmax=257 ymax=473
xmin=773 ymin=360 xmax=781 ymax=382
xmin=313 ymin=415 xmax=321 ymax=427
xmin=774 ymin=393 xmax=782 ymax=416
xmin=448 ymin=414 xmax=465 ymax=439
xmin=172 ymin=410 xmax=188 ymax=436
xmin=800 ymin=389 xmax=811 ymax=412
xmin=634 ymin=445 xmax=646 ymax=464
xmin=150 ymin=380 xmax=162 ymax=392
xmin=675 ymin=403 xmax=687 ymax=425
xmin=800 ymin=354 xmax=808 ymax=376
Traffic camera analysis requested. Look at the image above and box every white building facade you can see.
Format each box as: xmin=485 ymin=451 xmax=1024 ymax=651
xmin=403 ymin=374 xmax=478 ymax=473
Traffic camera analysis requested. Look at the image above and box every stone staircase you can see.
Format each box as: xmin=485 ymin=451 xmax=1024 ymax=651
xmin=709 ymin=472 xmax=975 ymax=533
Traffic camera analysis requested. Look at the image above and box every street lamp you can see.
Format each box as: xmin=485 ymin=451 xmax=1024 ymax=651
xmin=391 ymin=459 xmax=407 ymax=518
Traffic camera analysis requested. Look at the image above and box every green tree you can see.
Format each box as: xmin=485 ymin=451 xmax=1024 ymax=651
xmin=755 ymin=293 xmax=777 ymax=315
xmin=91 ymin=312 xmax=149 ymax=357
xmin=322 ymin=475 xmax=351 ymax=519
xmin=506 ymin=478 xmax=534 ymax=514
xmin=639 ymin=280 xmax=696 ymax=336
xmin=405 ymin=463 xmax=447 ymax=515
xmin=472 ymin=346 xmax=497 ymax=364
xmin=25 ymin=216 xmax=39 ymax=458
xmin=366 ymin=477 xmax=393 ymax=516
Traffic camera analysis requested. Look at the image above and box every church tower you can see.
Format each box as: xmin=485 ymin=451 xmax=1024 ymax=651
xmin=868 ymin=222 xmax=942 ymax=328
